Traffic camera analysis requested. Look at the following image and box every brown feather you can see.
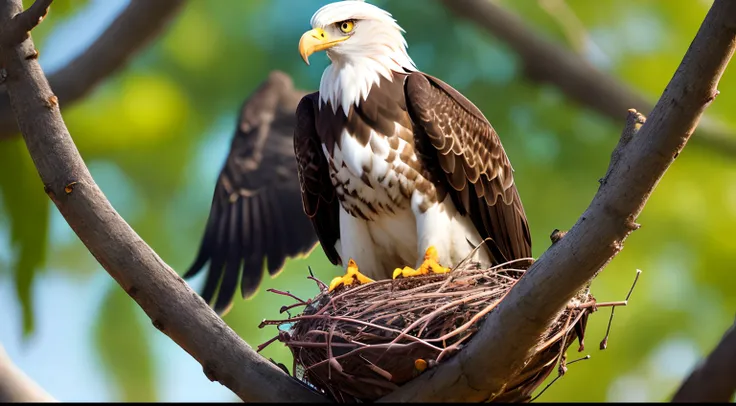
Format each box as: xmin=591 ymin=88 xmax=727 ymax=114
xmin=185 ymin=72 xmax=323 ymax=314
xmin=405 ymin=72 xmax=532 ymax=263
xmin=294 ymin=93 xmax=343 ymax=266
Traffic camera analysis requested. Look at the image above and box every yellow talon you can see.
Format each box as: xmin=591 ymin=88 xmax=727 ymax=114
xmin=392 ymin=267 xmax=410 ymax=279
xmin=424 ymin=246 xmax=439 ymax=261
xmin=328 ymin=259 xmax=374 ymax=292
xmin=392 ymin=246 xmax=451 ymax=279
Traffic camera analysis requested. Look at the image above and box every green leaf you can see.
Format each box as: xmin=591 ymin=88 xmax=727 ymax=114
xmin=0 ymin=138 xmax=49 ymax=338
xmin=94 ymin=283 xmax=158 ymax=402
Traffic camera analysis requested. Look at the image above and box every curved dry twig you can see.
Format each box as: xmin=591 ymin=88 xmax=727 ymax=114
xmin=0 ymin=0 xmax=325 ymax=402
xmin=0 ymin=0 xmax=186 ymax=139
xmin=439 ymin=0 xmax=736 ymax=156
xmin=384 ymin=0 xmax=736 ymax=401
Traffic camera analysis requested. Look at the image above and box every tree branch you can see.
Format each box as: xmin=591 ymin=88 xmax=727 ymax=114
xmin=0 ymin=0 xmax=186 ymax=139
xmin=0 ymin=0 xmax=326 ymax=402
xmin=3 ymin=0 xmax=51 ymax=44
xmin=672 ymin=319 xmax=736 ymax=403
xmin=0 ymin=343 xmax=56 ymax=402
xmin=384 ymin=0 xmax=736 ymax=402
xmin=439 ymin=0 xmax=736 ymax=156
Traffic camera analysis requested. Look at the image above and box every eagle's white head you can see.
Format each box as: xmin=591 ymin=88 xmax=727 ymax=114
xmin=299 ymin=0 xmax=417 ymax=114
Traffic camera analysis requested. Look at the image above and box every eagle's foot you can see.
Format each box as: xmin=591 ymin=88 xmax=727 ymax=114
xmin=392 ymin=246 xmax=451 ymax=279
xmin=328 ymin=259 xmax=374 ymax=292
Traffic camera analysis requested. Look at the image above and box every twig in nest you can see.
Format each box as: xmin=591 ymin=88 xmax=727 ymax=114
xmin=601 ymin=269 xmax=642 ymax=350
xmin=256 ymin=261 xmax=561 ymax=402
xmin=267 ymin=289 xmax=307 ymax=305
xmin=530 ymin=354 xmax=591 ymax=402
xmin=308 ymin=266 xmax=329 ymax=292
xmin=257 ymin=261 xmax=638 ymax=402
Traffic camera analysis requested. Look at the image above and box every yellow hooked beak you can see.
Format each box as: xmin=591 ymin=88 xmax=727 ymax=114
xmin=298 ymin=28 xmax=349 ymax=65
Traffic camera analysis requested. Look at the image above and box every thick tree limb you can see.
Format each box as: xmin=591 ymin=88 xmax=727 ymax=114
xmin=0 ymin=343 xmax=56 ymax=402
xmin=0 ymin=0 xmax=326 ymax=402
xmin=672 ymin=320 xmax=736 ymax=403
xmin=0 ymin=0 xmax=186 ymax=139
xmin=384 ymin=0 xmax=736 ymax=402
xmin=440 ymin=0 xmax=736 ymax=156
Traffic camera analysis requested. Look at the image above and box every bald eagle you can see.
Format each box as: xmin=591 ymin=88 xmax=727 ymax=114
xmin=294 ymin=1 xmax=531 ymax=289
xmin=186 ymin=0 xmax=532 ymax=314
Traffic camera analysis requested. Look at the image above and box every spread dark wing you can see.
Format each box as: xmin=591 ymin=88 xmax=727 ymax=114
xmin=294 ymin=92 xmax=342 ymax=267
xmin=184 ymin=71 xmax=320 ymax=314
xmin=405 ymin=72 xmax=532 ymax=263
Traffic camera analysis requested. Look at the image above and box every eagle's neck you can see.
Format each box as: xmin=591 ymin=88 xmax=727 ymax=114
xmin=319 ymin=50 xmax=416 ymax=115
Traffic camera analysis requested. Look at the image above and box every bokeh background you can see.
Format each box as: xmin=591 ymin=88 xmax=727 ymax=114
xmin=1 ymin=0 xmax=735 ymax=402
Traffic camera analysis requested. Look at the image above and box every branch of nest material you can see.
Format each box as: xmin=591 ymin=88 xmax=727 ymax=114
xmin=383 ymin=0 xmax=736 ymax=402
xmin=0 ymin=0 xmax=186 ymax=140
xmin=671 ymin=319 xmax=736 ymax=402
xmin=0 ymin=0 xmax=325 ymax=403
xmin=0 ymin=343 xmax=56 ymax=402
xmin=438 ymin=0 xmax=736 ymax=157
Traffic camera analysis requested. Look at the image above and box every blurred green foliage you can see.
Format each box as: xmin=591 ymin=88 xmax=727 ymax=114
xmin=0 ymin=138 xmax=48 ymax=337
xmin=1 ymin=0 xmax=735 ymax=402
xmin=94 ymin=285 xmax=156 ymax=402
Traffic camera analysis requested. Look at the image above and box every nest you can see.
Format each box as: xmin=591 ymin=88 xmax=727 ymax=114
xmin=259 ymin=259 xmax=623 ymax=403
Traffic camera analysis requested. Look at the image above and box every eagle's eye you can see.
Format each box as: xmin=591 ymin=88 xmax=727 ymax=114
xmin=338 ymin=20 xmax=355 ymax=34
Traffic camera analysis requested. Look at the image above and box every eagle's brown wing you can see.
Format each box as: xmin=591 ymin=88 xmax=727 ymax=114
xmin=293 ymin=92 xmax=342 ymax=267
xmin=405 ymin=72 xmax=532 ymax=263
xmin=184 ymin=71 xmax=320 ymax=314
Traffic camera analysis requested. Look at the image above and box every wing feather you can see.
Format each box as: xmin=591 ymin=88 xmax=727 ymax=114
xmin=213 ymin=202 xmax=244 ymax=314
xmin=185 ymin=72 xmax=322 ymax=314
xmin=405 ymin=72 xmax=532 ymax=263
xmin=294 ymin=93 xmax=342 ymax=266
xmin=265 ymin=188 xmax=288 ymax=274
xmin=241 ymin=192 xmax=264 ymax=297
xmin=198 ymin=204 xmax=230 ymax=303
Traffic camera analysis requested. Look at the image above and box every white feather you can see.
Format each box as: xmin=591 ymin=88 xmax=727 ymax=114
xmin=412 ymin=194 xmax=492 ymax=268
xmin=338 ymin=205 xmax=417 ymax=280
xmin=310 ymin=1 xmax=417 ymax=113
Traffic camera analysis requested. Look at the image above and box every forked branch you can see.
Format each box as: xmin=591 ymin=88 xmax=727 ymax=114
xmin=2 ymin=0 xmax=51 ymax=44
xmin=0 ymin=0 xmax=186 ymax=139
